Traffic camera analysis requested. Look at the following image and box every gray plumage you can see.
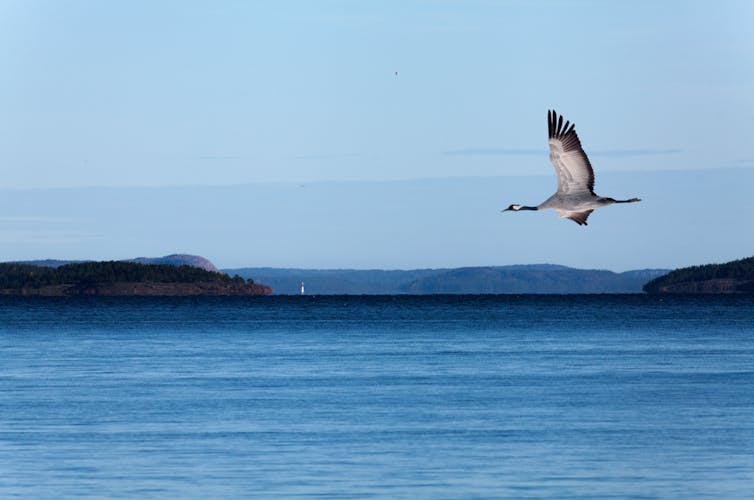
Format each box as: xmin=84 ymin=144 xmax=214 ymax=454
xmin=503 ymin=110 xmax=641 ymax=226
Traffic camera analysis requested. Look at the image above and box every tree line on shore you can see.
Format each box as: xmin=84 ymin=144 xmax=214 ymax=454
xmin=643 ymin=256 xmax=754 ymax=293
xmin=0 ymin=261 xmax=252 ymax=289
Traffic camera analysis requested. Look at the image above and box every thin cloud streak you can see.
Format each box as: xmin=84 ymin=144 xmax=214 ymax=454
xmin=591 ymin=149 xmax=681 ymax=158
xmin=443 ymin=148 xmax=543 ymax=156
xmin=443 ymin=148 xmax=681 ymax=157
xmin=293 ymin=153 xmax=366 ymax=161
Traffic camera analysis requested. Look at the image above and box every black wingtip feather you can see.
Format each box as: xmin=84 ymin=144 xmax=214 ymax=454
xmin=547 ymin=110 xmax=579 ymax=142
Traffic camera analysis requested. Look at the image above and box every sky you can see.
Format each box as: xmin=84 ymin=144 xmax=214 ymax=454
xmin=1 ymin=1 xmax=753 ymax=269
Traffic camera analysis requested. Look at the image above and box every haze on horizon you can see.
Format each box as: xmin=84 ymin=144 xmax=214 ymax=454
xmin=1 ymin=1 xmax=753 ymax=270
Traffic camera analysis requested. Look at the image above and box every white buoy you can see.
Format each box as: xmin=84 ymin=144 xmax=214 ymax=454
xmin=301 ymin=281 xmax=305 ymax=295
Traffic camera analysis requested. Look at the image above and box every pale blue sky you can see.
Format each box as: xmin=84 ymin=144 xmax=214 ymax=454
xmin=1 ymin=1 xmax=753 ymax=269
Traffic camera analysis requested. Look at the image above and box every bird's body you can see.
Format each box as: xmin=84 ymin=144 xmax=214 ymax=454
xmin=503 ymin=110 xmax=640 ymax=226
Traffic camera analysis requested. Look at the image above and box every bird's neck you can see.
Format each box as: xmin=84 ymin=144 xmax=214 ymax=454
xmin=517 ymin=205 xmax=538 ymax=211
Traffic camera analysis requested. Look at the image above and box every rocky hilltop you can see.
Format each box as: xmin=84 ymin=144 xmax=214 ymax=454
xmin=643 ymin=256 xmax=754 ymax=294
xmin=0 ymin=261 xmax=271 ymax=296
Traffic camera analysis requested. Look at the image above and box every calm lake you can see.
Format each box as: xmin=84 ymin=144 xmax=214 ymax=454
xmin=1 ymin=295 xmax=753 ymax=498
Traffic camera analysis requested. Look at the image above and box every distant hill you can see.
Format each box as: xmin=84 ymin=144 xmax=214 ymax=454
xmin=0 ymin=261 xmax=271 ymax=296
xmin=224 ymin=265 xmax=669 ymax=295
xmin=643 ymin=256 xmax=754 ymax=294
xmin=403 ymin=265 xmax=669 ymax=294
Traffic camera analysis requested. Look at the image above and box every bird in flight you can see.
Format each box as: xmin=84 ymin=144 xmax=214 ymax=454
xmin=502 ymin=110 xmax=641 ymax=226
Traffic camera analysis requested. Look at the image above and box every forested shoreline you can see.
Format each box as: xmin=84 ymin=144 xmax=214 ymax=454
xmin=0 ymin=262 xmax=271 ymax=296
xmin=643 ymin=256 xmax=754 ymax=294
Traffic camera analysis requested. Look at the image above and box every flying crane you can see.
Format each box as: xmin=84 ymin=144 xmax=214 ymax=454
xmin=502 ymin=110 xmax=641 ymax=225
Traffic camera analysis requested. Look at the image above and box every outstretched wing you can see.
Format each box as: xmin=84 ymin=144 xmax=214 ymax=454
xmin=556 ymin=209 xmax=594 ymax=226
xmin=548 ymin=110 xmax=595 ymax=196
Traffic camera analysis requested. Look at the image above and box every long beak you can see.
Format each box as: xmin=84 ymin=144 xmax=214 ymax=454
xmin=501 ymin=207 xmax=511 ymax=212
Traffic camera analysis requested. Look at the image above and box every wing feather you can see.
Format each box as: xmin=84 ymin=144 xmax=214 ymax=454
xmin=556 ymin=209 xmax=594 ymax=226
xmin=547 ymin=110 xmax=595 ymax=195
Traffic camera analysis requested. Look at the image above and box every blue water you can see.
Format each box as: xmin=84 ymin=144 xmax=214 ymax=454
xmin=1 ymin=295 xmax=753 ymax=498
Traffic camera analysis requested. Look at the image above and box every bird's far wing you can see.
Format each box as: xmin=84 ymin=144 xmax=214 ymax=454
xmin=548 ymin=110 xmax=595 ymax=196
xmin=556 ymin=209 xmax=594 ymax=226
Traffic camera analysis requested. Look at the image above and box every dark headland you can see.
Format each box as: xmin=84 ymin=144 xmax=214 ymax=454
xmin=0 ymin=261 xmax=272 ymax=296
xmin=643 ymin=256 xmax=754 ymax=294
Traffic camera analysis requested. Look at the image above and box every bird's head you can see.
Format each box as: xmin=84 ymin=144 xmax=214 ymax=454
xmin=502 ymin=204 xmax=522 ymax=212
